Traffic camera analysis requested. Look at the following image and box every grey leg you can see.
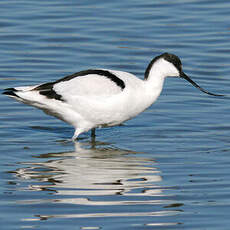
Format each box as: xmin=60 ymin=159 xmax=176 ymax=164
xmin=91 ymin=128 xmax=96 ymax=138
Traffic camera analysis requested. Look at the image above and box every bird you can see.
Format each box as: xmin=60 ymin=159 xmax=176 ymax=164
xmin=3 ymin=53 xmax=223 ymax=141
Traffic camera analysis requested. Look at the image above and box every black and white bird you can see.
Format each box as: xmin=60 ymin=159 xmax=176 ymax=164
xmin=3 ymin=53 xmax=223 ymax=140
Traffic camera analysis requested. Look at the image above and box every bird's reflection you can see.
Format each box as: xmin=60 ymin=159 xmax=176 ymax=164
xmin=14 ymin=141 xmax=163 ymax=201
xmin=11 ymin=141 xmax=183 ymax=225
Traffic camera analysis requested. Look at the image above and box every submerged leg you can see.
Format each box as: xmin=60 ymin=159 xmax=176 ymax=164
xmin=91 ymin=128 xmax=96 ymax=138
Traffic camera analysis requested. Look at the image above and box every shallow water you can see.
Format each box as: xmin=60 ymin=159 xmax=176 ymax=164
xmin=1 ymin=0 xmax=230 ymax=229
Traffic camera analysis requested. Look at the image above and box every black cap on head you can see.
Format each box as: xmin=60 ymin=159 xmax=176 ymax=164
xmin=162 ymin=53 xmax=182 ymax=73
xmin=145 ymin=53 xmax=224 ymax=97
xmin=145 ymin=53 xmax=182 ymax=79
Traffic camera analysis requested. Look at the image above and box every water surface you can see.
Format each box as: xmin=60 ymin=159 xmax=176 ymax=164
xmin=1 ymin=0 xmax=230 ymax=229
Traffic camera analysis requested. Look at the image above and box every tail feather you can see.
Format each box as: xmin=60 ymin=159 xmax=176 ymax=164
xmin=2 ymin=88 xmax=20 ymax=98
xmin=3 ymin=85 xmax=39 ymax=98
xmin=4 ymin=87 xmax=18 ymax=91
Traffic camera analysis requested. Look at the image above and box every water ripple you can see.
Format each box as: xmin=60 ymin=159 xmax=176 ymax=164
xmin=1 ymin=0 xmax=230 ymax=229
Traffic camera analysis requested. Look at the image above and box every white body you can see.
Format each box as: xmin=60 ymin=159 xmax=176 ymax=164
xmin=4 ymin=54 xmax=190 ymax=140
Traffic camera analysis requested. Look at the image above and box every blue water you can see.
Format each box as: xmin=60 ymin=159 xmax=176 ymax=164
xmin=1 ymin=0 xmax=230 ymax=229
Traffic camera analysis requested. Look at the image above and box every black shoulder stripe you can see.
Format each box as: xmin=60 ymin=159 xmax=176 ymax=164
xmin=34 ymin=82 xmax=54 ymax=91
xmin=34 ymin=69 xmax=125 ymax=102
xmin=56 ymin=69 xmax=126 ymax=90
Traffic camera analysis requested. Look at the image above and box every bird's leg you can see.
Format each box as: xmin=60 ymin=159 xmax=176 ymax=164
xmin=72 ymin=129 xmax=82 ymax=142
xmin=72 ymin=128 xmax=96 ymax=142
xmin=71 ymin=134 xmax=78 ymax=142
xmin=91 ymin=128 xmax=96 ymax=138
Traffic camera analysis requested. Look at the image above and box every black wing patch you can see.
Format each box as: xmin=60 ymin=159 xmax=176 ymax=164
xmin=34 ymin=69 xmax=125 ymax=101
xmin=34 ymin=82 xmax=63 ymax=101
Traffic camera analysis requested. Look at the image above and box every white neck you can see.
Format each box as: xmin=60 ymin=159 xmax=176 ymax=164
xmin=144 ymin=62 xmax=166 ymax=98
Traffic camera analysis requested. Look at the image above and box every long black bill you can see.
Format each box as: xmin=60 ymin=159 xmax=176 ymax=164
xmin=180 ymin=72 xmax=224 ymax=97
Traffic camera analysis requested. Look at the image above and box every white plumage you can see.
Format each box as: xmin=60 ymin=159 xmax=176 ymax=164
xmin=3 ymin=53 xmax=222 ymax=140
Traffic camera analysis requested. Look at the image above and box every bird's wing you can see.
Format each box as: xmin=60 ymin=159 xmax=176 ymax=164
xmin=35 ymin=69 xmax=126 ymax=102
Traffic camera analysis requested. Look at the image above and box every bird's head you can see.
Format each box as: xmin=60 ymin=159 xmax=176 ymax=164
xmin=145 ymin=53 xmax=223 ymax=96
